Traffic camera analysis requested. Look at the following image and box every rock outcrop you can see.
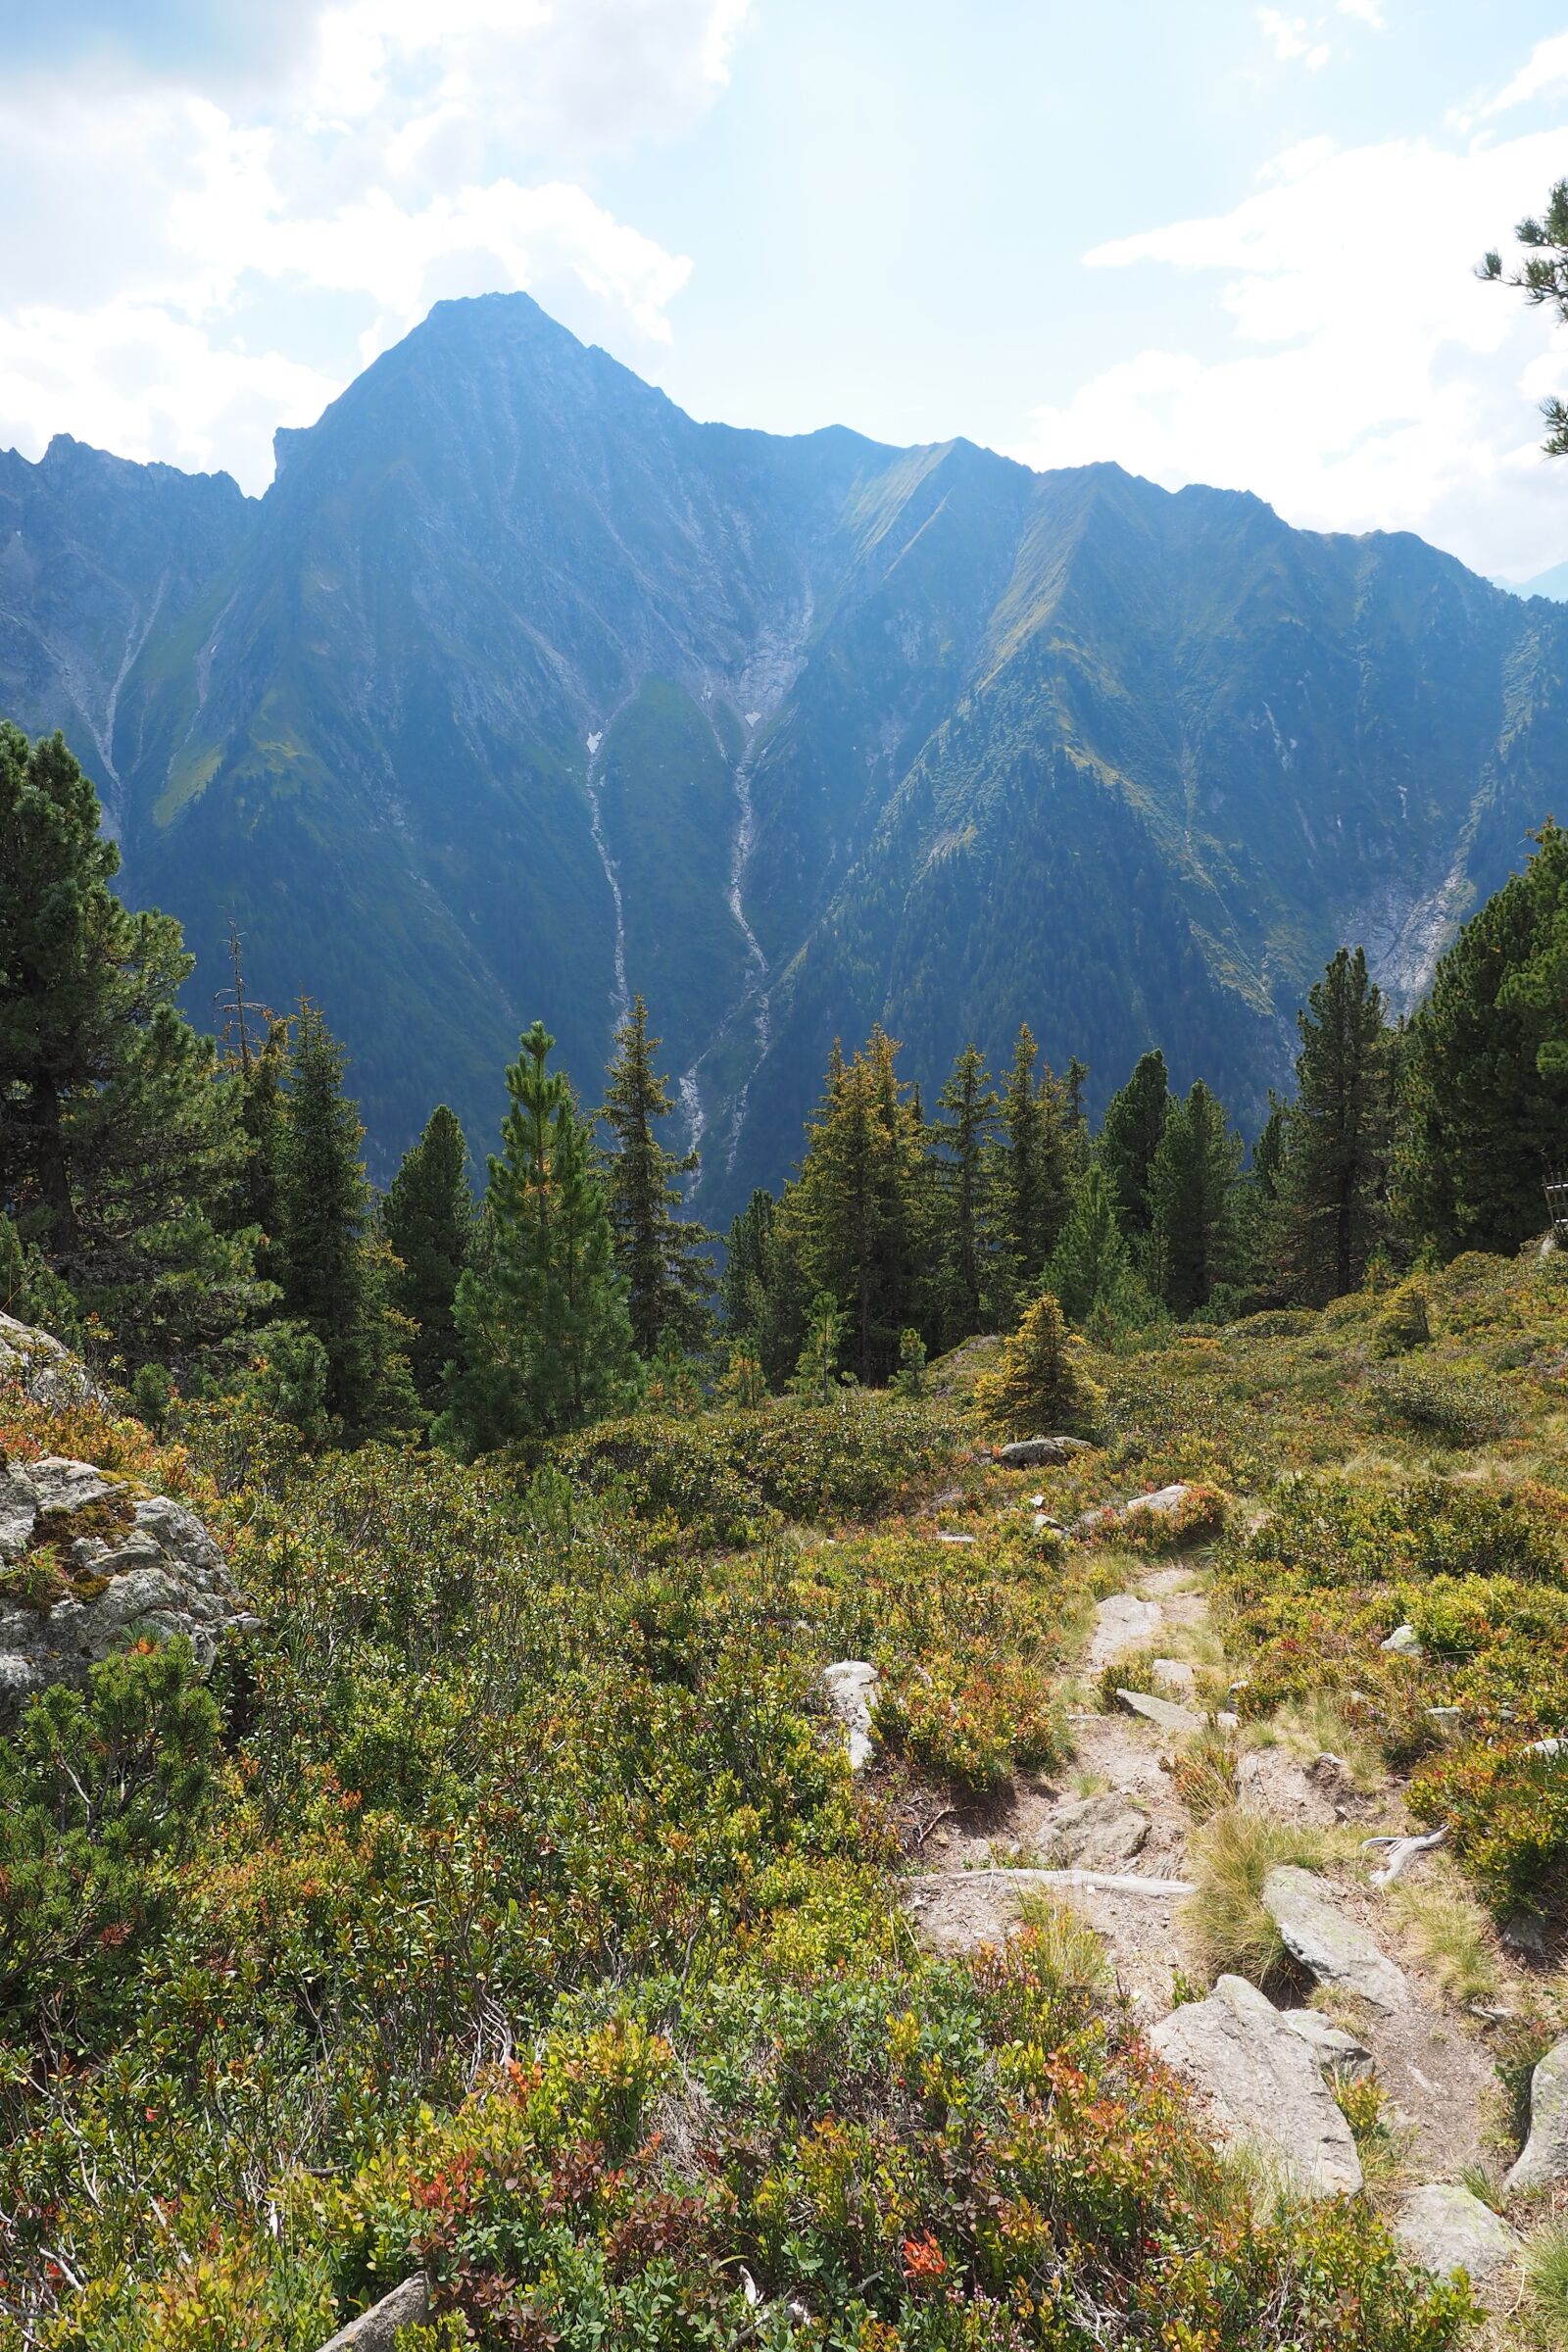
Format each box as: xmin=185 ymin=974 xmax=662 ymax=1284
xmin=1505 ymin=2032 xmax=1568 ymax=2194
xmin=0 ymin=1312 xmax=103 ymax=1410
xmin=0 ymin=1452 xmax=251 ymax=1728
xmin=1150 ymin=1973 xmax=1362 ymax=2196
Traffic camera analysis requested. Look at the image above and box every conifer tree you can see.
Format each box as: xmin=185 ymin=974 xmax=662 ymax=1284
xmin=932 ymin=1042 xmax=1000 ymax=1342
xmin=722 ymin=1187 xmax=807 ymax=1389
xmin=440 ymin=1021 xmax=638 ymax=1454
xmin=277 ymin=1001 xmax=416 ymax=1437
xmin=1099 ymin=1049 xmax=1170 ymax=1243
xmin=972 ymin=1289 xmax=1102 ymax=1440
xmin=1276 ymin=948 xmax=1396 ymax=1299
xmin=0 ymin=721 xmax=262 ymax=1370
xmin=1149 ymin=1079 xmax=1243 ymax=1315
xmin=236 ymin=1017 xmax=289 ymax=1292
xmin=1048 ymin=1162 xmax=1143 ymax=1332
xmin=778 ymin=1028 xmax=924 ymax=1383
xmin=382 ymin=1104 xmax=473 ymax=1410
xmin=1398 ymin=823 xmax=1568 ymax=1254
xmin=996 ymin=1024 xmax=1073 ymax=1305
xmin=599 ymin=995 xmax=714 ymax=1357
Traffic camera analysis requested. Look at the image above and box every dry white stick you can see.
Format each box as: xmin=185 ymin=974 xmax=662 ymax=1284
xmin=907 ymin=1866 xmax=1196 ymax=1898
xmin=1362 ymin=1827 xmax=1446 ymax=1886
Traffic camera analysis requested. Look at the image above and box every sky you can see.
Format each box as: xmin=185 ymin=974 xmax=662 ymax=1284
xmin=3 ymin=2 xmax=1568 ymax=578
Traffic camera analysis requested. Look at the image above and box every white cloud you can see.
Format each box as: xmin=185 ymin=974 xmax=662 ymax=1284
xmin=0 ymin=1 xmax=748 ymax=490
xmin=1336 ymin=0 xmax=1385 ymax=28
xmin=1483 ymin=31 xmax=1568 ymax=117
xmin=1013 ymin=121 xmax=1568 ymax=578
xmin=1258 ymin=10 xmax=1324 ymax=65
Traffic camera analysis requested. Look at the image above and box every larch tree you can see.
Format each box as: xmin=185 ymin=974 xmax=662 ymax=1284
xmin=382 ymin=1103 xmax=473 ymax=1411
xmin=440 ymin=1021 xmax=639 ymax=1455
xmin=0 ymin=721 xmax=262 ymax=1371
xmin=599 ymin=995 xmax=714 ymax=1358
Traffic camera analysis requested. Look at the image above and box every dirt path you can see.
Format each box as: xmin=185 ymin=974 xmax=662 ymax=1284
xmin=906 ymin=1546 xmax=1504 ymax=2185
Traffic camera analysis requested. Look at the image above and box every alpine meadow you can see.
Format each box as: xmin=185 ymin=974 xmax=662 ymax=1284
xmin=7 ymin=16 xmax=1568 ymax=2350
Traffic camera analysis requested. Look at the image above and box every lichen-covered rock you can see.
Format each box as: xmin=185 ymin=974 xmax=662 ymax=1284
xmin=0 ymin=1454 xmax=253 ymax=1728
xmin=1395 ymin=2185 xmax=1521 ymax=2283
xmin=0 ymin=1313 xmax=104 ymax=1410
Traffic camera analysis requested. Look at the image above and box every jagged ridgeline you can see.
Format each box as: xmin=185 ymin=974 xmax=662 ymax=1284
xmin=3 ymin=291 xmax=1567 ymax=1212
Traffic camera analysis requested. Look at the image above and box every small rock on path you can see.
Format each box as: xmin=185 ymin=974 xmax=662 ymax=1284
xmin=1505 ymin=2031 xmax=1568 ymax=2194
xmin=1262 ymin=1865 xmax=1410 ymax=2012
xmin=1087 ymin=1592 xmax=1163 ymax=1671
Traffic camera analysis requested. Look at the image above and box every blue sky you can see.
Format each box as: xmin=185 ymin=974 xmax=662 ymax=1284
xmin=4 ymin=2 xmax=1568 ymax=575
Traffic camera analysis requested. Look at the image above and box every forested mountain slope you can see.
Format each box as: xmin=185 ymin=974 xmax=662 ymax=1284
xmin=2 ymin=292 xmax=1564 ymax=1207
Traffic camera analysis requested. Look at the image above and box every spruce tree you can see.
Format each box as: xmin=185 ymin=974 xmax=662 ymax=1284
xmin=1149 ymin=1079 xmax=1243 ymax=1315
xmin=382 ymin=1104 xmax=473 ymax=1410
xmin=277 ymin=1001 xmax=416 ymax=1437
xmin=1099 ymin=1049 xmax=1170 ymax=1243
xmin=0 ymin=721 xmax=261 ymax=1370
xmin=932 ymin=1042 xmax=1000 ymax=1342
xmin=1398 ymin=823 xmax=1568 ymax=1255
xmin=1048 ymin=1163 xmax=1142 ymax=1332
xmin=599 ymin=995 xmax=714 ymax=1357
xmin=722 ymin=1187 xmax=807 ymax=1389
xmin=1277 ymin=947 xmax=1396 ymax=1299
xmin=440 ymin=1021 xmax=638 ymax=1454
xmin=972 ymin=1290 xmax=1102 ymax=1440
xmin=996 ymin=1024 xmax=1073 ymax=1306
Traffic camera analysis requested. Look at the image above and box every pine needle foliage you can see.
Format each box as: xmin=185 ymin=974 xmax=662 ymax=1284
xmin=972 ymin=1288 xmax=1102 ymax=1439
xmin=599 ymin=995 xmax=713 ymax=1358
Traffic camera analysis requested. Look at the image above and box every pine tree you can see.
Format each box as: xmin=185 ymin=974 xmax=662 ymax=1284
xmin=932 ymin=1042 xmax=1000 ymax=1342
xmin=996 ymin=1024 xmax=1073 ymax=1307
xmin=1398 ymin=824 xmax=1568 ymax=1256
xmin=722 ymin=1187 xmax=807 ymax=1389
xmin=1099 ymin=1050 xmax=1170 ymax=1243
xmin=236 ymin=1017 xmax=289 ymax=1292
xmin=777 ymin=1028 xmax=924 ymax=1383
xmin=972 ymin=1290 xmax=1102 ymax=1440
xmin=440 ymin=1021 xmax=639 ymax=1454
xmin=1148 ymin=1079 xmax=1243 ymax=1315
xmin=1276 ymin=947 xmax=1396 ymax=1299
xmin=600 ymin=996 xmax=714 ymax=1357
xmin=383 ymin=1104 xmax=473 ymax=1410
xmin=277 ymin=1001 xmax=416 ymax=1437
xmin=1048 ymin=1162 xmax=1143 ymax=1332
xmin=0 ymin=722 xmax=262 ymax=1370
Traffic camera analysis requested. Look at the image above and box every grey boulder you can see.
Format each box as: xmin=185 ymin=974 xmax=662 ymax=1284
xmin=1151 ymin=1973 xmax=1362 ymax=2196
xmin=0 ymin=1458 xmax=253 ymax=1727
xmin=1047 ymin=1791 xmax=1151 ymax=1869
xmin=996 ymin=1436 xmax=1094 ymax=1468
xmin=820 ymin=1660 xmax=879 ymax=1771
xmin=1505 ymin=2032 xmax=1568 ymax=2194
xmin=1395 ymin=2184 xmax=1521 ymax=2283
xmin=0 ymin=1313 xmax=104 ymax=1411
xmin=1261 ymin=1866 xmax=1410 ymax=2012
xmin=316 ymin=2277 xmax=429 ymax=2351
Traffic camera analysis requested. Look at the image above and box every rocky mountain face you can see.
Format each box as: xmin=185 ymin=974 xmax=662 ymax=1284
xmin=4 ymin=292 xmax=1566 ymax=1217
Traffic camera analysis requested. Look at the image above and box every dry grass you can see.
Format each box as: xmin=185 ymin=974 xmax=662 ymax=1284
xmin=1183 ymin=1805 xmax=1347 ymax=1988
xmin=1393 ymin=1871 xmax=1503 ymax=2009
